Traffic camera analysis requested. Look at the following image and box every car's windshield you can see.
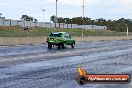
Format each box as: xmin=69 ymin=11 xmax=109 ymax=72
xmin=49 ymin=33 xmax=62 ymax=37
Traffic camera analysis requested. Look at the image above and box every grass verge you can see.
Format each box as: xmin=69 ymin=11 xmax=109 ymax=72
xmin=0 ymin=26 xmax=130 ymax=37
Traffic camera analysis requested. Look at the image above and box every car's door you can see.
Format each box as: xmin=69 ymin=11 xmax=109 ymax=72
xmin=65 ymin=33 xmax=73 ymax=45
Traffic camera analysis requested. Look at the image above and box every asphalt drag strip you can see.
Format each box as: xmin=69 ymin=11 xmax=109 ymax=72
xmin=0 ymin=40 xmax=132 ymax=88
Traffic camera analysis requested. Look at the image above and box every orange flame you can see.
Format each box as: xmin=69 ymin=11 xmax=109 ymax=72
xmin=78 ymin=66 xmax=86 ymax=76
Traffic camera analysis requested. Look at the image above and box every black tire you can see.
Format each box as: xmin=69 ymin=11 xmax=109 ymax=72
xmin=79 ymin=77 xmax=85 ymax=85
xmin=71 ymin=41 xmax=75 ymax=48
xmin=48 ymin=43 xmax=52 ymax=49
xmin=62 ymin=43 xmax=66 ymax=49
xmin=57 ymin=45 xmax=61 ymax=49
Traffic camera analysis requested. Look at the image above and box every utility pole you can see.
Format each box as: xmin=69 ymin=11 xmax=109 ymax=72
xmin=126 ymin=24 xmax=129 ymax=37
xmin=82 ymin=0 xmax=85 ymax=37
xmin=0 ymin=13 xmax=2 ymax=18
xmin=55 ymin=0 xmax=58 ymax=28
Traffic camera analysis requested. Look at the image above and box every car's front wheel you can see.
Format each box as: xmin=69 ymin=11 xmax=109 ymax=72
xmin=48 ymin=43 xmax=52 ymax=49
xmin=71 ymin=41 xmax=75 ymax=48
xmin=62 ymin=43 xmax=66 ymax=49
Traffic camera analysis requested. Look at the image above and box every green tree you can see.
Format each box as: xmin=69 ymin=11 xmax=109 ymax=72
xmin=34 ymin=19 xmax=38 ymax=22
xmin=0 ymin=13 xmax=5 ymax=19
xmin=58 ymin=17 xmax=65 ymax=23
xmin=21 ymin=15 xmax=36 ymax=21
xmin=50 ymin=15 xmax=132 ymax=32
xmin=50 ymin=15 xmax=56 ymax=23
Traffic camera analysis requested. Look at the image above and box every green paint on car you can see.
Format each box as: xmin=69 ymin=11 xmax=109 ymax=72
xmin=46 ymin=32 xmax=75 ymax=49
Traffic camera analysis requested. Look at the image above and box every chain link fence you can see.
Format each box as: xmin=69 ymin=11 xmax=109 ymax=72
xmin=0 ymin=19 xmax=107 ymax=30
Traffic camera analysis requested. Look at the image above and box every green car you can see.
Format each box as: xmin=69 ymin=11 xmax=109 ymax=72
xmin=46 ymin=32 xmax=75 ymax=49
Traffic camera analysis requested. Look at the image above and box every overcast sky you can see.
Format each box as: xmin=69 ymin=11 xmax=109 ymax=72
xmin=0 ymin=0 xmax=132 ymax=22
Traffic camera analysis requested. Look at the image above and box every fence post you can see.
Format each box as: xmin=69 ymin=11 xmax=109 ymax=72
xmin=41 ymin=22 xmax=42 ymax=28
xmin=23 ymin=21 xmax=25 ymax=28
xmin=59 ymin=23 xmax=60 ymax=28
xmin=17 ymin=20 xmax=18 ymax=26
xmin=92 ymin=25 xmax=93 ymax=29
xmin=3 ymin=19 xmax=4 ymax=26
xmin=29 ymin=21 xmax=31 ymax=28
xmin=9 ymin=19 xmax=11 ymax=26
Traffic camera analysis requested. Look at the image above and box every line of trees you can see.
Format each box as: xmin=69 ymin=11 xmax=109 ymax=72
xmin=51 ymin=15 xmax=132 ymax=32
xmin=0 ymin=13 xmax=5 ymax=19
xmin=21 ymin=15 xmax=38 ymax=22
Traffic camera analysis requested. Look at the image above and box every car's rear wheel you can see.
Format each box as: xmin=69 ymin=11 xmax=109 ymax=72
xmin=48 ymin=43 xmax=52 ymax=49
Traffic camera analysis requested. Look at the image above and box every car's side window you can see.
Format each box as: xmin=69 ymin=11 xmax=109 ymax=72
xmin=63 ymin=33 xmax=71 ymax=39
xmin=63 ymin=33 xmax=67 ymax=38
xmin=66 ymin=33 xmax=70 ymax=39
xmin=63 ymin=33 xmax=66 ymax=38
